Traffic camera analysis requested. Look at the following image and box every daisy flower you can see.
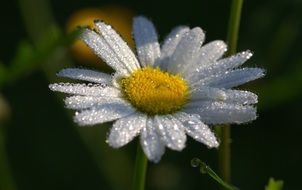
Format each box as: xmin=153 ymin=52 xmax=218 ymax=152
xmin=49 ymin=16 xmax=264 ymax=163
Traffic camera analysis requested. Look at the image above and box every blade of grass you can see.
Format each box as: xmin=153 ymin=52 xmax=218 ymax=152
xmin=191 ymin=158 xmax=239 ymax=190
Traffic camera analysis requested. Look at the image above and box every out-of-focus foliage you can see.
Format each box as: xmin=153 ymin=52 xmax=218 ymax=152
xmin=0 ymin=27 xmax=79 ymax=87
xmin=265 ymin=178 xmax=284 ymax=190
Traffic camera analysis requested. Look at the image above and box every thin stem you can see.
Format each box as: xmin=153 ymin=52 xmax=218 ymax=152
xmin=219 ymin=0 xmax=244 ymax=184
xmin=132 ymin=143 xmax=148 ymax=190
xmin=218 ymin=126 xmax=231 ymax=183
xmin=226 ymin=0 xmax=244 ymax=56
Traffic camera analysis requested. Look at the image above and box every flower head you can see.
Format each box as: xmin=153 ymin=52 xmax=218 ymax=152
xmin=49 ymin=16 xmax=264 ymax=162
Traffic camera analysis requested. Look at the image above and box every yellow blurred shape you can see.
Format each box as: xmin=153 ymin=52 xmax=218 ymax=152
xmin=66 ymin=5 xmax=135 ymax=69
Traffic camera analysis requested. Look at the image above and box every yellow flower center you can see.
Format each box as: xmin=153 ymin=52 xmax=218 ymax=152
xmin=120 ymin=67 xmax=189 ymax=115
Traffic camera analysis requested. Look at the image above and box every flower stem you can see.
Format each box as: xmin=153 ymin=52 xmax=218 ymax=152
xmin=132 ymin=142 xmax=148 ymax=190
xmin=226 ymin=0 xmax=244 ymax=56
xmin=219 ymin=0 xmax=244 ymax=184
xmin=218 ymin=126 xmax=232 ymax=183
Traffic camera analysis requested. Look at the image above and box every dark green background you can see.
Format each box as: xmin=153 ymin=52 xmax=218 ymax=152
xmin=1 ymin=0 xmax=302 ymax=189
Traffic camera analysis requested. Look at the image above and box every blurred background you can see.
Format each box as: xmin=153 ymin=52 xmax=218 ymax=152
xmin=0 ymin=0 xmax=301 ymax=189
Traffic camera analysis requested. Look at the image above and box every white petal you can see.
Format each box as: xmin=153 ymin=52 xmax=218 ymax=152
xmin=140 ymin=118 xmax=165 ymax=163
xmin=108 ymin=113 xmax=147 ymax=148
xmin=213 ymin=50 xmax=253 ymax=72
xmin=80 ymin=29 xmax=130 ymax=76
xmin=154 ymin=115 xmax=186 ymax=151
xmin=186 ymin=50 xmax=252 ymax=83
xmin=64 ymin=95 xmax=123 ymax=109
xmin=190 ymin=87 xmax=227 ymax=102
xmin=133 ymin=16 xmax=160 ymax=67
xmin=94 ymin=21 xmax=140 ymax=70
xmin=175 ymin=112 xmax=219 ymax=148
xmin=74 ymin=101 xmax=135 ymax=126
xmin=49 ymin=83 xmax=119 ymax=96
xmin=194 ymin=68 xmax=265 ymax=89
xmin=155 ymin=26 xmax=190 ymax=69
xmin=57 ymin=68 xmax=112 ymax=84
xmin=222 ymin=90 xmax=258 ymax=105
xmin=183 ymin=40 xmax=227 ymax=79
xmin=190 ymin=88 xmax=258 ymax=105
xmin=184 ymin=101 xmax=257 ymax=124
xmin=167 ymin=27 xmax=205 ymax=74
xmin=198 ymin=40 xmax=227 ymax=62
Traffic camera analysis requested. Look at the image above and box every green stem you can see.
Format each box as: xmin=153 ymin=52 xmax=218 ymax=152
xmin=226 ymin=0 xmax=244 ymax=56
xmin=132 ymin=143 xmax=148 ymax=190
xmin=218 ymin=126 xmax=231 ymax=183
xmin=219 ymin=0 xmax=244 ymax=184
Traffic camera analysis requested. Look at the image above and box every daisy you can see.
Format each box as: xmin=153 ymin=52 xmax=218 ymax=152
xmin=49 ymin=16 xmax=264 ymax=163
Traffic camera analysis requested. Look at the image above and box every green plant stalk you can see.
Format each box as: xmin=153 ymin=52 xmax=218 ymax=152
xmin=226 ymin=0 xmax=244 ymax=56
xmin=219 ymin=0 xmax=244 ymax=184
xmin=132 ymin=143 xmax=148 ymax=190
xmin=0 ymin=126 xmax=17 ymax=190
xmin=218 ymin=126 xmax=231 ymax=183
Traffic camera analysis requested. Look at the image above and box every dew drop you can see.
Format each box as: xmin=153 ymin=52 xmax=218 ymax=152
xmin=191 ymin=158 xmax=200 ymax=167
xmin=200 ymin=165 xmax=208 ymax=174
xmin=100 ymin=83 xmax=107 ymax=88
xmin=187 ymin=120 xmax=197 ymax=125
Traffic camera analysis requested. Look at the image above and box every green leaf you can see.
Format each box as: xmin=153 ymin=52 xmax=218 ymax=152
xmin=265 ymin=178 xmax=284 ymax=190
xmin=191 ymin=158 xmax=239 ymax=190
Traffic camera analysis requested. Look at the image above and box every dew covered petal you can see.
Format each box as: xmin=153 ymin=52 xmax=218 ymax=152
xmin=140 ymin=118 xmax=165 ymax=163
xmin=80 ymin=29 xmax=130 ymax=76
xmin=186 ymin=50 xmax=253 ymax=83
xmin=74 ymin=101 xmax=135 ymax=126
xmin=184 ymin=101 xmax=257 ymax=124
xmin=156 ymin=26 xmax=190 ymax=69
xmin=108 ymin=113 xmax=147 ymax=148
xmin=222 ymin=90 xmax=258 ymax=105
xmin=183 ymin=40 xmax=227 ymax=79
xmin=194 ymin=68 xmax=265 ymax=89
xmin=57 ymin=68 xmax=112 ymax=84
xmin=94 ymin=21 xmax=140 ymax=70
xmin=64 ymin=95 xmax=123 ymax=110
xmin=49 ymin=83 xmax=119 ymax=96
xmin=190 ymin=88 xmax=257 ymax=105
xmin=175 ymin=112 xmax=219 ymax=148
xmin=133 ymin=16 xmax=160 ymax=67
xmin=154 ymin=115 xmax=186 ymax=151
xmin=190 ymin=87 xmax=227 ymax=102
xmin=167 ymin=27 xmax=205 ymax=74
